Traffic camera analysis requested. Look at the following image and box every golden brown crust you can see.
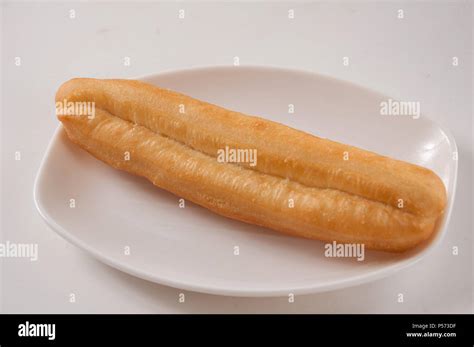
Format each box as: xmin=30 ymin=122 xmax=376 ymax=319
xmin=56 ymin=78 xmax=447 ymax=252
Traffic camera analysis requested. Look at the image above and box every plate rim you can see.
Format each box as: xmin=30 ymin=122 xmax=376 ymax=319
xmin=33 ymin=65 xmax=459 ymax=297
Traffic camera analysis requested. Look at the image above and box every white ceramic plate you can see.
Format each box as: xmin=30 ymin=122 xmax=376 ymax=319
xmin=34 ymin=66 xmax=457 ymax=297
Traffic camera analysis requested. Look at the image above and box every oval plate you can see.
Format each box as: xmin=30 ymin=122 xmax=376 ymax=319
xmin=34 ymin=66 xmax=457 ymax=297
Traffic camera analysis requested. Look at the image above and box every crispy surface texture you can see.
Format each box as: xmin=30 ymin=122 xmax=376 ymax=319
xmin=56 ymin=78 xmax=447 ymax=252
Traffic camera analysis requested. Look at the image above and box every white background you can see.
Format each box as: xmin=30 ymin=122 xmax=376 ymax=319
xmin=1 ymin=1 xmax=472 ymax=313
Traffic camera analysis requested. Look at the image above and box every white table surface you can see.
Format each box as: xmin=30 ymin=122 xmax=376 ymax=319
xmin=1 ymin=0 xmax=472 ymax=313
